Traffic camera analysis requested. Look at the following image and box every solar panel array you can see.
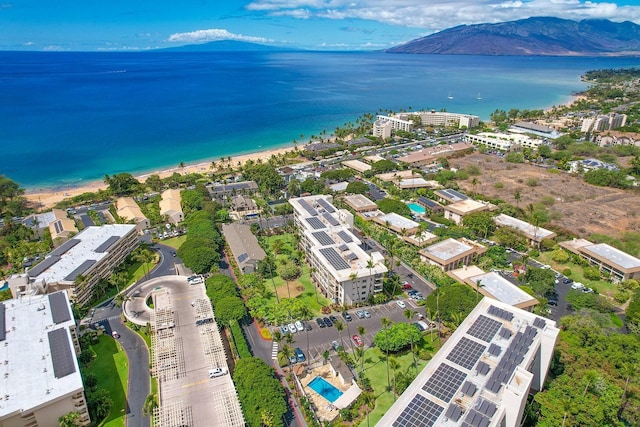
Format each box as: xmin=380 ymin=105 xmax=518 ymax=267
xmin=319 ymin=247 xmax=351 ymax=271
xmin=316 ymin=198 xmax=336 ymax=213
xmin=50 ymin=238 xmax=81 ymax=256
xmin=0 ymin=303 xmax=5 ymax=342
xmin=392 ymin=394 xmax=444 ymax=427
xmin=467 ymin=315 xmax=502 ymax=343
xmin=95 ymin=235 xmax=120 ymax=253
xmin=312 ymin=231 xmax=335 ymax=246
xmin=476 ymin=361 xmax=491 ymax=376
xmin=533 ymin=317 xmax=547 ymax=329
xmin=446 ymin=337 xmax=486 ymax=370
xmin=338 ymin=244 xmax=349 ymax=252
xmin=298 ymin=199 xmax=318 ymax=216
xmin=488 ymin=343 xmax=502 ymax=357
xmin=48 ymin=328 xmax=76 ymax=378
xmin=237 ymin=253 xmax=248 ymax=263
xmin=337 ymin=230 xmax=353 ymax=243
xmin=486 ymin=325 xmax=537 ymax=393
xmin=461 ymin=381 xmax=477 ymax=397
xmin=53 ymin=220 xmax=64 ymax=234
xmin=64 ymin=259 xmax=97 ymax=282
xmin=461 ymin=399 xmax=498 ymax=427
xmin=49 ymin=292 xmax=71 ymax=324
xmin=488 ymin=305 xmax=514 ymax=321
xmin=346 ymin=252 xmax=358 ymax=261
xmin=499 ymin=327 xmax=512 ymax=340
xmin=422 ymin=363 xmax=467 ymax=402
xmin=323 ymin=212 xmax=340 ymax=226
xmin=28 ymin=255 xmax=61 ymax=277
xmin=441 ymin=189 xmax=468 ymax=201
xmin=445 ymin=404 xmax=463 ymax=422
xmin=305 ymin=217 xmax=325 ymax=230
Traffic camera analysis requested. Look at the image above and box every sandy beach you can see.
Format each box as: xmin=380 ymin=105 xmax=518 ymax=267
xmin=25 ymin=144 xmax=297 ymax=210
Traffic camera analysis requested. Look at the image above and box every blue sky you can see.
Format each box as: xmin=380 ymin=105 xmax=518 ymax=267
xmin=2 ymin=0 xmax=640 ymax=51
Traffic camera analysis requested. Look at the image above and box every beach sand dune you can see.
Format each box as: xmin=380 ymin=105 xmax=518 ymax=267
xmin=25 ymin=145 xmax=297 ymax=209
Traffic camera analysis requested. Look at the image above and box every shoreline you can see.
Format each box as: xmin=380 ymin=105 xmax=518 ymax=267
xmin=25 ymin=143 xmax=298 ymax=209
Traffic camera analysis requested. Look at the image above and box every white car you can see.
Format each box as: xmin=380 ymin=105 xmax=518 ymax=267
xmin=288 ymin=323 xmax=297 ymax=333
xmin=396 ymin=300 xmax=406 ymax=309
xmin=294 ymin=321 xmax=305 ymax=332
xmin=571 ymin=282 xmax=585 ymax=290
xmin=209 ymin=367 xmax=228 ymax=378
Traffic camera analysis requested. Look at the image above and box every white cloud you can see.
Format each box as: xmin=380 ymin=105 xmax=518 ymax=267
xmin=245 ymin=0 xmax=640 ymax=32
xmin=24 ymin=41 xmax=34 ymax=46
xmin=168 ymin=28 xmax=273 ymax=43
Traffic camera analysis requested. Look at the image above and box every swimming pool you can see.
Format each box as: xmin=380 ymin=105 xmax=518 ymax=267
xmin=407 ymin=202 xmax=426 ymax=215
xmin=308 ymin=376 xmax=343 ymax=403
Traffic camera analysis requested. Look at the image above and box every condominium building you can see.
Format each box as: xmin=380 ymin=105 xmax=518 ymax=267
xmin=443 ymin=199 xmax=491 ymax=225
xmin=559 ymin=238 xmax=640 ymax=282
xmin=290 ymin=195 xmax=387 ymax=305
xmin=24 ymin=225 xmax=138 ymax=306
xmin=159 ymin=189 xmax=184 ymax=224
xmin=116 ymin=197 xmax=150 ymax=233
xmin=373 ymin=115 xmax=413 ymax=135
xmin=464 ymin=132 xmax=543 ymax=151
xmin=405 ymin=110 xmax=480 ymax=129
xmin=0 ymin=292 xmax=90 ymax=427
xmin=419 ymin=238 xmax=487 ymax=271
xmin=221 ymin=223 xmax=266 ymax=274
xmin=581 ymin=113 xmax=627 ymax=132
xmin=377 ymin=298 xmax=559 ymax=427
xmin=509 ymin=121 xmax=561 ymax=139
xmin=494 ymin=214 xmax=556 ymax=247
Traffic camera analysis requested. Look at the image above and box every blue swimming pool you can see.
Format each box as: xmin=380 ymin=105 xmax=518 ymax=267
xmin=407 ymin=202 xmax=426 ymax=215
xmin=308 ymin=376 xmax=343 ymax=403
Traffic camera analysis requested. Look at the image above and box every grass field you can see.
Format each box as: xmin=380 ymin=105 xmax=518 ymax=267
xmin=160 ymin=235 xmax=186 ymax=250
xmin=86 ymin=335 xmax=129 ymax=427
xmin=537 ymin=252 xmax=617 ymax=295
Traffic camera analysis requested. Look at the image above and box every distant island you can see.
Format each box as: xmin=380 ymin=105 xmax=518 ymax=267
xmin=158 ymin=40 xmax=292 ymax=52
xmin=386 ymin=17 xmax=640 ymax=56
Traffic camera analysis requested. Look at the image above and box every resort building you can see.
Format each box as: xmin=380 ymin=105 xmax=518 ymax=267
xmin=443 ymin=199 xmax=492 ymax=225
xmin=0 ymin=291 xmax=90 ymax=427
xmin=363 ymin=154 xmax=386 ymax=164
xmin=372 ymin=212 xmax=420 ymax=236
xmin=398 ymin=177 xmax=434 ymax=190
xmin=377 ymin=298 xmax=559 ymax=427
xmin=396 ymin=143 xmax=471 ymax=168
xmin=464 ymin=132 xmax=543 ymax=151
xmin=448 ymin=267 xmax=539 ymax=311
xmin=116 ymin=197 xmax=150 ymax=233
xmin=417 ymin=197 xmax=444 ymax=214
xmin=341 ymin=159 xmax=371 ymax=173
xmin=159 ymin=189 xmax=184 ymax=224
xmin=207 ymin=181 xmax=259 ymax=202
xmin=559 ymin=238 xmax=640 ymax=282
xmin=494 ymin=214 xmax=556 ymax=247
xmin=509 ymin=121 xmax=562 ymax=139
xmin=229 ymin=195 xmax=260 ymax=220
xmin=23 ymin=209 xmax=76 ymax=239
xmin=290 ymin=195 xmax=387 ymax=305
xmin=49 ymin=209 xmax=79 ymax=243
xmin=221 ymin=223 xmax=266 ymax=274
xmin=434 ymin=188 xmax=468 ymax=205
xmin=23 ymin=224 xmax=138 ymax=306
xmin=373 ymin=115 xmax=413 ymax=136
xmin=581 ymin=113 xmax=627 ymax=133
xmin=419 ymin=238 xmax=487 ymax=272
xmin=568 ymin=158 xmax=619 ymax=173
xmin=393 ymin=111 xmax=480 ymax=129
xmin=342 ymin=194 xmax=378 ymax=214
xmin=376 ymin=170 xmax=423 ymax=183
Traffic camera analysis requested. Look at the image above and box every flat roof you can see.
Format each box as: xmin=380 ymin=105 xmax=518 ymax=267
xmin=434 ymin=188 xmax=468 ymax=203
xmin=494 ymin=214 xmax=556 ymax=240
xmin=28 ymin=224 xmax=136 ymax=284
xmin=445 ymin=199 xmax=489 ymax=214
xmin=582 ymin=243 xmax=640 ymax=270
xmin=0 ymin=292 xmax=83 ymax=417
xmin=377 ymin=298 xmax=559 ymax=427
xmin=376 ymin=170 xmax=421 ymax=182
xmin=469 ymin=272 xmax=538 ymax=307
xmin=341 ymin=159 xmax=371 ymax=172
xmin=363 ymin=155 xmax=385 ymax=164
xmin=343 ymin=194 xmax=377 ymax=210
xmin=423 ymin=238 xmax=474 ymax=262
xmin=375 ymin=212 xmax=419 ymax=230
xmin=399 ymin=178 xmax=431 ymax=188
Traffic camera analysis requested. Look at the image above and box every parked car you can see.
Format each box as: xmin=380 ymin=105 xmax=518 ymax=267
xmin=316 ymin=318 xmax=325 ymax=328
xmin=396 ymin=300 xmax=406 ymax=308
xmin=355 ymin=310 xmax=365 ymax=319
xmin=111 ymin=331 xmax=120 ymax=339
xmin=363 ymin=310 xmax=371 ymax=318
xmin=295 ymin=347 xmax=306 ymax=362
xmin=332 ymin=340 xmax=342 ymax=352
xmin=342 ymin=312 xmax=352 ymax=322
xmin=571 ymin=282 xmax=585 ymax=290
xmin=209 ymin=367 xmax=227 ymax=378
xmin=323 ymin=317 xmax=333 ymax=327
xmin=402 ymin=282 xmax=412 ymax=290
xmin=329 ymin=315 xmax=338 ymax=324
xmin=563 ymin=278 xmax=573 ymax=285
xmin=352 ymin=335 xmax=364 ymax=347
xmin=582 ymin=287 xmax=594 ymax=293
xmin=413 ymin=321 xmax=429 ymax=332
xmin=280 ymin=325 xmax=289 ymax=334
xmin=288 ymin=323 xmax=297 ymax=333
xmin=295 ymin=320 xmax=305 ymax=332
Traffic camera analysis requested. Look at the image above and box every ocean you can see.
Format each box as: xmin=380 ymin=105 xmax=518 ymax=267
xmin=1 ymin=50 xmax=639 ymax=189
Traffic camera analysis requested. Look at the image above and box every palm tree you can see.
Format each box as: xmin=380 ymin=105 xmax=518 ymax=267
xmin=357 ymin=325 xmax=367 ymax=376
xmin=389 ymin=356 xmax=400 ymax=399
xmin=281 ymin=344 xmax=294 ymax=367
xmin=58 ymin=411 xmax=81 ymax=427
xmin=404 ymin=308 xmax=418 ymax=369
xmin=362 ymin=392 xmax=376 ymax=427
xmin=381 ymin=317 xmax=392 ymax=392
xmin=134 ymin=248 xmax=155 ymax=281
xmin=335 ymin=319 xmax=345 ymax=349
xmin=474 ymin=279 xmax=484 ymax=303
xmin=113 ymin=292 xmax=131 ymax=307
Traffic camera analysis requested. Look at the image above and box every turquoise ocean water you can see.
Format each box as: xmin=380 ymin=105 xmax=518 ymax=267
xmin=1 ymin=51 xmax=638 ymax=189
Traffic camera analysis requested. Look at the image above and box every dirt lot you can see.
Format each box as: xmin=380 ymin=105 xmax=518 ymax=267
xmin=450 ymin=153 xmax=640 ymax=238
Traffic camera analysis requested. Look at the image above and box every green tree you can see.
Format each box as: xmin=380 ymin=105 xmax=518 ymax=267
xmin=0 ymin=175 xmax=26 ymax=217
xmin=373 ymin=322 xmax=422 ymax=352
xmin=58 ymin=412 xmax=81 ymax=427
xmin=103 ymin=173 xmax=141 ymax=196
xmin=462 ymin=211 xmax=496 ymax=238
xmin=346 ymin=181 xmax=370 ymax=195
xmin=213 ymin=295 xmax=246 ymax=326
xmin=377 ymin=198 xmax=411 ymax=216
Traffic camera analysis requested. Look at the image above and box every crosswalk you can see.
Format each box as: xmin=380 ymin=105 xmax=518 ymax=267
xmin=271 ymin=342 xmax=279 ymax=360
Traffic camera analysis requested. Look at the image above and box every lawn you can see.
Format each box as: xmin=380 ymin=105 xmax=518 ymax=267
xmin=86 ymin=335 xmax=129 ymax=427
xmin=264 ymin=265 xmax=329 ymax=314
xmin=537 ymin=252 xmax=618 ymax=295
xmin=357 ymin=335 xmax=439 ymax=426
xmin=161 ymin=235 xmax=186 ymax=250
xmin=126 ymin=255 xmax=158 ymax=285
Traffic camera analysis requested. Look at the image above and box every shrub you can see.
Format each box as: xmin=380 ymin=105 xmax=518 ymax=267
xmin=563 ymin=268 xmax=572 ymax=277
xmin=373 ymin=323 xmax=423 ymax=352
xmin=526 ymin=178 xmax=538 ymax=187
xmin=583 ymin=266 xmax=601 ymax=281
xmin=494 ymin=182 xmax=505 ymax=189
xmin=229 ymin=320 xmax=252 ymax=358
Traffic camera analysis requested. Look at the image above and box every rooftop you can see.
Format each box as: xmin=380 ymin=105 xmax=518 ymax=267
xmin=377 ymin=298 xmax=559 ymax=427
xmin=422 ymin=238 xmax=474 ymax=262
xmin=343 ymin=194 xmax=377 ymax=211
xmin=469 ymin=272 xmax=539 ymax=308
xmin=583 ymin=243 xmax=640 ymax=270
xmin=0 ymin=292 xmax=83 ymax=417
xmin=434 ymin=189 xmax=468 ymax=203
xmin=494 ymin=214 xmax=556 ymax=241
xmin=341 ymin=159 xmax=371 ymax=172
xmin=27 ymin=224 xmax=137 ymax=284
xmin=445 ymin=199 xmax=490 ymax=215
xmin=374 ymin=212 xmax=420 ymax=231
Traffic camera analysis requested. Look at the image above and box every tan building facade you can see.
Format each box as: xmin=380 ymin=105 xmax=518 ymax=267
xmin=419 ymin=238 xmax=487 ymax=271
xmin=116 ymin=197 xmax=150 ymax=233
xmin=159 ymin=189 xmax=184 ymax=224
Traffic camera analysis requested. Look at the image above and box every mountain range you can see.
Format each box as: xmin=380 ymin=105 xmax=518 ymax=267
xmin=386 ymin=17 xmax=640 ymax=56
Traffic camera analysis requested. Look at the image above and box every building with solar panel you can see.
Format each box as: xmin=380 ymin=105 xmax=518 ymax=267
xmin=290 ymin=195 xmax=387 ymax=305
xmin=376 ymin=298 xmax=559 ymax=427
xmin=0 ymin=291 xmax=90 ymax=426
xmin=21 ymin=224 xmax=138 ymax=306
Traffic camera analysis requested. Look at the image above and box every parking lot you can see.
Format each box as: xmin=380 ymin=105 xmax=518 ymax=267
xmin=274 ymin=298 xmax=428 ymax=362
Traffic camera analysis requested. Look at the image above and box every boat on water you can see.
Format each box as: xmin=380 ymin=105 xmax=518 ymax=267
xmin=476 ymin=93 xmax=482 ymax=100
xmin=447 ymin=92 xmax=453 ymax=99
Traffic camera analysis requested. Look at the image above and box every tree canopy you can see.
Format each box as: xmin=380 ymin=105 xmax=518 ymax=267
xmin=103 ymin=173 xmax=141 ymax=196
xmin=377 ymin=198 xmax=411 ymax=216
xmin=213 ymin=295 xmax=246 ymax=326
xmin=345 ymin=181 xmax=370 ymax=195
xmin=373 ymin=322 xmax=423 ymax=352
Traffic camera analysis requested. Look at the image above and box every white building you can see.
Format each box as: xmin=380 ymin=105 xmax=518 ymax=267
xmin=290 ymin=195 xmax=387 ymax=305
xmin=372 ymin=115 xmax=413 ymax=136
xmin=494 ymin=214 xmax=556 ymax=247
xmin=509 ymin=121 xmax=561 ymax=139
xmin=24 ymin=224 xmax=138 ymax=306
xmin=408 ymin=110 xmax=480 ymax=129
xmin=0 ymin=292 xmax=90 ymax=426
xmin=464 ymin=132 xmax=543 ymax=151
xmin=582 ymin=113 xmax=627 ymax=132
xmin=377 ymin=298 xmax=559 ymax=427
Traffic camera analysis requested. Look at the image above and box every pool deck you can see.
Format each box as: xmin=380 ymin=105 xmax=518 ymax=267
xmin=300 ymin=363 xmax=361 ymax=421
